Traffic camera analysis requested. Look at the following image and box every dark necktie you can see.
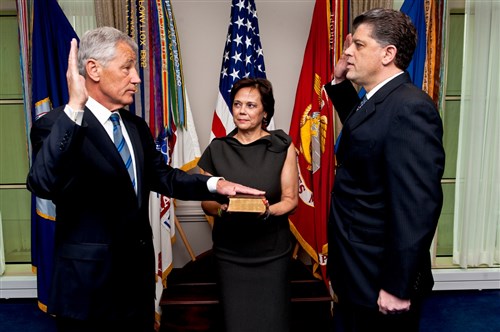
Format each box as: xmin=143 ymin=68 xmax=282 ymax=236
xmin=334 ymin=95 xmax=368 ymax=154
xmin=109 ymin=113 xmax=136 ymax=192
xmin=356 ymin=94 xmax=368 ymax=112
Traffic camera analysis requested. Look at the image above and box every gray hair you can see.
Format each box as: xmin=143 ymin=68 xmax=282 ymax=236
xmin=77 ymin=26 xmax=138 ymax=76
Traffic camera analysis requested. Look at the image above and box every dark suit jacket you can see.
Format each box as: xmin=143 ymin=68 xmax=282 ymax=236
xmin=27 ymin=106 xmax=216 ymax=322
xmin=324 ymin=72 xmax=445 ymax=309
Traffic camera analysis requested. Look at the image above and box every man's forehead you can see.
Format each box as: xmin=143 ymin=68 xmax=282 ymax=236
xmin=353 ymin=23 xmax=372 ymax=36
xmin=352 ymin=24 xmax=375 ymax=42
xmin=116 ymin=42 xmax=137 ymax=60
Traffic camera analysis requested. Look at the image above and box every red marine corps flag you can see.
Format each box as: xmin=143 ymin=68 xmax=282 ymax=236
xmin=289 ymin=0 xmax=347 ymax=287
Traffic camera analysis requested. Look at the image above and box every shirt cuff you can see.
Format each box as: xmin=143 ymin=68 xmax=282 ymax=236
xmin=207 ymin=176 xmax=224 ymax=193
xmin=64 ymin=104 xmax=84 ymax=125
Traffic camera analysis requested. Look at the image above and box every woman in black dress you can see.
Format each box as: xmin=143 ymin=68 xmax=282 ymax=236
xmin=198 ymin=78 xmax=298 ymax=332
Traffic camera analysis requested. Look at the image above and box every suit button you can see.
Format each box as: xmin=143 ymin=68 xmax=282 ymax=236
xmin=138 ymin=240 xmax=146 ymax=246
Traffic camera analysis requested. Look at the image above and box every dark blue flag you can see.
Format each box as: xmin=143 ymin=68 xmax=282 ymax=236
xmin=401 ymin=0 xmax=427 ymax=88
xmin=30 ymin=0 xmax=78 ymax=312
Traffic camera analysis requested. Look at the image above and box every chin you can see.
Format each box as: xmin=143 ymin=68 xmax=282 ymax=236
xmin=122 ymin=98 xmax=134 ymax=106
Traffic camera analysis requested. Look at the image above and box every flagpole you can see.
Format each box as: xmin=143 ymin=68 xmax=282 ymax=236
xmin=174 ymin=215 xmax=196 ymax=262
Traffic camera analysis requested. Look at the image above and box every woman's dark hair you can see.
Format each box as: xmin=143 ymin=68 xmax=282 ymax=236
xmin=353 ymin=8 xmax=417 ymax=70
xmin=230 ymin=78 xmax=275 ymax=127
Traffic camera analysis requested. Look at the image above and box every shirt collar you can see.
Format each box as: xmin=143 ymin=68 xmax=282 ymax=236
xmin=365 ymin=71 xmax=404 ymax=100
xmin=86 ymin=97 xmax=118 ymax=125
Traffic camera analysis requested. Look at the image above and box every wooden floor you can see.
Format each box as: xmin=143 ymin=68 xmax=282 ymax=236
xmin=159 ymin=250 xmax=333 ymax=332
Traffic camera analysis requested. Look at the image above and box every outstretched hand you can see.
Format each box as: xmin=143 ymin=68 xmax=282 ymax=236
xmin=67 ymin=38 xmax=88 ymax=111
xmin=216 ymin=179 xmax=265 ymax=197
xmin=333 ymin=33 xmax=352 ymax=84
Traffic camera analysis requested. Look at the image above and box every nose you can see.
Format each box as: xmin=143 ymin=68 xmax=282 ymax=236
xmin=131 ymin=67 xmax=141 ymax=84
xmin=233 ymin=103 xmax=246 ymax=114
xmin=344 ymin=43 xmax=354 ymax=57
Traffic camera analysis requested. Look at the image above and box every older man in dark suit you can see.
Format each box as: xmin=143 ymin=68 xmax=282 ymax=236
xmin=27 ymin=26 xmax=264 ymax=332
xmin=324 ymin=9 xmax=445 ymax=332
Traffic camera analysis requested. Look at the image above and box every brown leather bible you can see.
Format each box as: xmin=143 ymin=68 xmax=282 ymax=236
xmin=226 ymin=195 xmax=266 ymax=213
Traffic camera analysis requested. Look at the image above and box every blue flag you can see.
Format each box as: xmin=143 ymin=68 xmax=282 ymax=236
xmin=30 ymin=0 xmax=79 ymax=312
xmin=401 ymin=0 xmax=427 ymax=88
xmin=210 ymin=0 xmax=267 ymax=139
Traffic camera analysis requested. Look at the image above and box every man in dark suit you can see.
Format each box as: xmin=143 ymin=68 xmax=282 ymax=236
xmin=27 ymin=26 xmax=264 ymax=332
xmin=324 ymin=9 xmax=445 ymax=332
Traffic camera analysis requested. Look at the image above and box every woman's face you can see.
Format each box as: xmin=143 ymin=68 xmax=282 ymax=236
xmin=232 ymin=86 xmax=267 ymax=132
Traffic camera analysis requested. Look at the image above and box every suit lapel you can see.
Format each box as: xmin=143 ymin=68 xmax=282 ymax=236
xmin=336 ymin=106 xmax=373 ymax=159
xmin=119 ymin=110 xmax=144 ymax=204
xmin=84 ymin=108 xmax=138 ymax=199
xmin=337 ymin=72 xmax=411 ymax=159
xmin=345 ymin=101 xmax=375 ymax=131
xmin=83 ymin=109 xmax=125 ymax=171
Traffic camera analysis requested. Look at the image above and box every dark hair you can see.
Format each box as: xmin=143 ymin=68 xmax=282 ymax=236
xmin=353 ymin=8 xmax=417 ymax=70
xmin=230 ymin=78 xmax=275 ymax=127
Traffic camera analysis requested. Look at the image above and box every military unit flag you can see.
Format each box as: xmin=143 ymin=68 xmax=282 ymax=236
xmin=126 ymin=0 xmax=201 ymax=327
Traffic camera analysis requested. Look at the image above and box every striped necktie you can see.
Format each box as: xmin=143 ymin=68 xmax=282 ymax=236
xmin=334 ymin=95 xmax=368 ymax=154
xmin=356 ymin=94 xmax=368 ymax=112
xmin=109 ymin=113 xmax=136 ymax=192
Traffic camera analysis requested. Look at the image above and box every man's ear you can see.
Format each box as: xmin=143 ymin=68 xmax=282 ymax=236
xmin=85 ymin=59 xmax=100 ymax=82
xmin=382 ymin=45 xmax=397 ymax=66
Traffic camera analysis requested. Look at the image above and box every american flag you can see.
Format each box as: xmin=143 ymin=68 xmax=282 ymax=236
xmin=210 ymin=0 xmax=272 ymax=140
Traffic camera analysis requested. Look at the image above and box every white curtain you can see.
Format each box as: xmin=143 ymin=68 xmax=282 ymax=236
xmin=453 ymin=1 xmax=500 ymax=268
xmin=57 ymin=0 xmax=96 ymax=37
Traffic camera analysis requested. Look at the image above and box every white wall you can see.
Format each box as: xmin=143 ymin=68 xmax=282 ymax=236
xmin=171 ymin=0 xmax=316 ymax=266
xmin=172 ymin=0 xmax=315 ymax=151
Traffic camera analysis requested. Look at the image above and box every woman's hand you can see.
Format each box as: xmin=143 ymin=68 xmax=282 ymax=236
xmin=217 ymin=203 xmax=228 ymax=217
xmin=259 ymin=198 xmax=271 ymax=220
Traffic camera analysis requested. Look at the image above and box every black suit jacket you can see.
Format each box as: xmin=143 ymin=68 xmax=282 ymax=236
xmin=324 ymin=72 xmax=445 ymax=309
xmin=27 ymin=106 xmax=216 ymax=321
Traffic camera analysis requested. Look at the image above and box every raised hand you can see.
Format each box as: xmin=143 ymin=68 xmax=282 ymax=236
xmin=333 ymin=33 xmax=352 ymax=84
xmin=66 ymin=38 xmax=88 ymax=111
